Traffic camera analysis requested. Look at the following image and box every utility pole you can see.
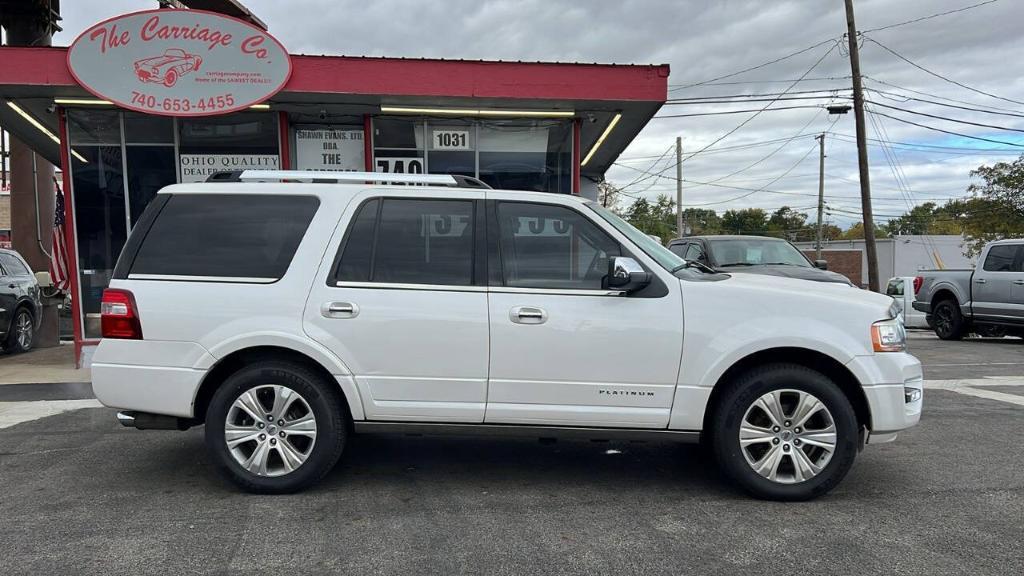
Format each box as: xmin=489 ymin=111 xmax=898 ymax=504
xmin=844 ymin=0 xmax=881 ymax=292
xmin=675 ymin=136 xmax=683 ymax=238
xmin=815 ymin=133 xmax=826 ymax=260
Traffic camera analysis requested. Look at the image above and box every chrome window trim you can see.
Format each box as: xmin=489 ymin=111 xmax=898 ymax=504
xmin=128 ymin=274 xmax=277 ymax=284
xmin=334 ymin=280 xmax=624 ymax=296
xmin=335 ymin=281 xmax=486 ymax=293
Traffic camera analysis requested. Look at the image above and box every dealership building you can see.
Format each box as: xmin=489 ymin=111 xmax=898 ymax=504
xmin=0 ymin=2 xmax=668 ymax=364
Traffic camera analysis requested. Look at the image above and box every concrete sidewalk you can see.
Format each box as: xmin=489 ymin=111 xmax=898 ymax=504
xmin=0 ymin=344 xmax=90 ymax=385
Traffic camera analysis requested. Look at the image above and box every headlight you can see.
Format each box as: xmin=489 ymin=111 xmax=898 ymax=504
xmin=871 ymin=318 xmax=906 ymax=352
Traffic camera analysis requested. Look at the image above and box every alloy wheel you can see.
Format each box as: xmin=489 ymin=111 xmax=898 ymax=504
xmin=224 ymin=384 xmax=317 ymax=477
xmin=739 ymin=389 xmax=837 ymax=484
xmin=15 ymin=312 xmax=33 ymax=350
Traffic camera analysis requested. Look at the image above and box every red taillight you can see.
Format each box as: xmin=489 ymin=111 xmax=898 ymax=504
xmin=100 ymin=289 xmax=143 ymax=339
xmin=913 ymin=276 xmax=923 ymax=295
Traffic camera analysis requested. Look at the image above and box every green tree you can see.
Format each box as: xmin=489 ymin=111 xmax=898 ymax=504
xmin=952 ymin=156 xmax=1024 ymax=255
xmin=766 ymin=206 xmax=809 ymax=239
xmin=622 ymin=194 xmax=677 ymax=243
xmin=680 ymin=208 xmax=721 ymax=235
xmin=721 ymin=208 xmax=768 ymax=235
xmin=885 ymin=202 xmax=960 ymax=236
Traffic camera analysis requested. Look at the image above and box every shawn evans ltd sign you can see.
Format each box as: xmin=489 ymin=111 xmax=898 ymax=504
xmin=67 ymin=9 xmax=291 ymax=116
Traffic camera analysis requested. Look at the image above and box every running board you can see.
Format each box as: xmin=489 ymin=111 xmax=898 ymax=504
xmin=353 ymin=422 xmax=701 ymax=443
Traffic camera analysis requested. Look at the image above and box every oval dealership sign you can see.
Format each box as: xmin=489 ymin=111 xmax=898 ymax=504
xmin=67 ymin=9 xmax=291 ymax=117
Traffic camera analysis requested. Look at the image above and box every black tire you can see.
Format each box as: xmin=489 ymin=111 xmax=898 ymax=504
xmin=4 ymin=307 xmax=34 ymax=353
xmin=710 ymin=363 xmax=859 ymax=501
xmin=205 ymin=361 xmax=347 ymax=494
xmin=932 ymin=299 xmax=964 ymax=340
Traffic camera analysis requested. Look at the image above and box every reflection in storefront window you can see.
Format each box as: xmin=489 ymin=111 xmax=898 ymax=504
xmin=372 ymin=117 xmax=572 ymax=192
xmin=69 ymin=144 xmax=125 ymax=339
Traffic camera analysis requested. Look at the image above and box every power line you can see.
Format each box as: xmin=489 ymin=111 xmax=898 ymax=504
xmin=672 ymin=76 xmax=852 ymax=87
xmin=667 ymin=88 xmax=851 ymax=101
xmin=866 ymin=100 xmax=1024 ymax=133
xmin=664 ymin=95 xmax=851 ymax=105
xmin=862 ymin=0 xmax=1000 ymax=33
xmin=865 ymin=36 xmax=1024 ymax=108
xmin=825 ymin=130 xmax=1024 ymax=153
xmin=654 ymin=105 xmax=826 ymax=119
xmin=866 ymin=109 xmax=1024 ymax=147
xmin=667 ymin=37 xmax=839 ymax=91
xmin=863 ymin=76 xmax=1023 ymax=115
xmin=866 ymin=87 xmax=1024 ymax=119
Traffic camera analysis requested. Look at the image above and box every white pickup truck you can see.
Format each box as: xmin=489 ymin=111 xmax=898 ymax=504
xmin=92 ymin=170 xmax=923 ymax=501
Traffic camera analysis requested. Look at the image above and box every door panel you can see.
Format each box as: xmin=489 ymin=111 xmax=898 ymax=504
xmin=0 ymin=267 xmax=13 ymax=336
xmin=486 ymin=290 xmax=683 ymax=427
xmin=304 ymin=192 xmax=489 ymax=423
xmin=974 ymin=244 xmax=1020 ymax=321
xmin=485 ymin=199 xmax=684 ymax=429
xmin=306 ymin=287 xmax=489 ymax=422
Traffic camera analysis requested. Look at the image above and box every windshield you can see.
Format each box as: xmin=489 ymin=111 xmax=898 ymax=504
xmin=708 ymin=238 xmax=812 ymax=267
xmin=586 ymin=202 xmax=683 ymax=271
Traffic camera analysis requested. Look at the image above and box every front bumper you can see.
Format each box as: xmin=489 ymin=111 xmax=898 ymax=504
xmin=846 ymin=352 xmax=923 ymax=442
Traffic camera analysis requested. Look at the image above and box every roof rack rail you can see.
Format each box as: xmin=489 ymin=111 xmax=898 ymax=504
xmin=205 ymin=170 xmax=492 ymax=189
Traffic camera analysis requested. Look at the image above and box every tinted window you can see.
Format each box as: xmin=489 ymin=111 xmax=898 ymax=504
xmin=497 ymin=202 xmax=620 ymax=289
xmin=668 ymin=243 xmax=687 ymax=257
xmin=982 ymin=245 xmax=1021 ymax=272
xmin=709 ymin=238 xmax=810 ymax=267
xmin=336 ymin=198 xmax=475 ymax=286
xmin=886 ymin=279 xmax=904 ymax=297
xmin=0 ymin=253 xmax=30 ymax=276
xmin=336 ymin=199 xmax=379 ymax=282
xmin=130 ymin=194 xmax=319 ymax=280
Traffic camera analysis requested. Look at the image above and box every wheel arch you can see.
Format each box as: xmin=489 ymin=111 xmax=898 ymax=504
xmin=192 ymin=345 xmax=363 ymax=424
xmin=701 ymin=347 xmax=871 ymax=433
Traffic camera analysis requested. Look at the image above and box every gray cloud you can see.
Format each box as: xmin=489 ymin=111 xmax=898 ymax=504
xmin=53 ymin=0 xmax=1024 ymax=226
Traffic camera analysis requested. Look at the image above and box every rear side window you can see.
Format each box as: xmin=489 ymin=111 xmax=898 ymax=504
xmin=129 ymin=194 xmax=319 ymax=280
xmin=0 ymin=253 xmax=30 ymax=276
xmin=668 ymin=244 xmax=687 ymax=258
xmin=982 ymin=245 xmax=1021 ymax=272
xmin=335 ymin=198 xmax=476 ymax=286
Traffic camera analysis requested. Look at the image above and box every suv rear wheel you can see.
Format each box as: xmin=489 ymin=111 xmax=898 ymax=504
xmin=205 ymin=361 xmax=347 ymax=493
xmin=710 ymin=364 xmax=859 ymax=501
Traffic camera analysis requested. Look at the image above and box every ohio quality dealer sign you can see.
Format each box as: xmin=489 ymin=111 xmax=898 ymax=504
xmin=67 ymin=9 xmax=291 ymax=116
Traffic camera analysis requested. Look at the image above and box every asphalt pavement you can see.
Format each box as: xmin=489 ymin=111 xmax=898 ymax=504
xmin=1 ymin=335 xmax=1022 ymax=575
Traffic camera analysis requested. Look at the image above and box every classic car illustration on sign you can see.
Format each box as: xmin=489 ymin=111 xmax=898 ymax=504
xmin=134 ymin=49 xmax=202 ymax=87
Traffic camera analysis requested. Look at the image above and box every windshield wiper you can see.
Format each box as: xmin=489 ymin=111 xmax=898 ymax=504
xmin=717 ymin=262 xmax=756 ymax=267
xmin=671 ymin=260 xmax=718 ymax=274
xmin=761 ymin=262 xmax=804 ymax=267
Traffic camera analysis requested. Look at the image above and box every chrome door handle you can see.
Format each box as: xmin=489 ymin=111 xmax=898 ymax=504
xmin=510 ymin=306 xmax=547 ymax=325
xmin=1014 ymin=280 xmax=1024 ymax=285
xmin=974 ymin=278 xmax=987 ymax=284
xmin=322 ymin=301 xmax=359 ymax=318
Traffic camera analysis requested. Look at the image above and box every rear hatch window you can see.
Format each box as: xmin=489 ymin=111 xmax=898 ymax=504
xmin=118 ymin=193 xmax=319 ymax=282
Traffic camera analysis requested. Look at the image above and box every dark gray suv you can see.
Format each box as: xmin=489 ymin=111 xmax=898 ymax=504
xmin=0 ymin=248 xmax=42 ymax=353
xmin=667 ymin=235 xmax=855 ymax=286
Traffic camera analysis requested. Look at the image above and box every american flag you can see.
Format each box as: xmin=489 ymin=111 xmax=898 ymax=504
xmin=49 ymin=177 xmax=70 ymax=292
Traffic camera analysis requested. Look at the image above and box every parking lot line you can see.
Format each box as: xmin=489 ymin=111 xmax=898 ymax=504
xmin=947 ymin=387 xmax=1024 ymax=407
xmin=924 ymin=378 xmax=1024 ymax=389
xmin=0 ymin=399 xmax=103 ymax=430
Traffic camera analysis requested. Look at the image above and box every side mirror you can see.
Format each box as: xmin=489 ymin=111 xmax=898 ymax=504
xmin=607 ymin=257 xmax=651 ymax=293
xmin=814 ymin=259 xmax=828 ymax=270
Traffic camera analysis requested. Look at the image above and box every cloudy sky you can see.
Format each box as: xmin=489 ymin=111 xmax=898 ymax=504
xmin=52 ymin=0 xmax=1024 ymax=228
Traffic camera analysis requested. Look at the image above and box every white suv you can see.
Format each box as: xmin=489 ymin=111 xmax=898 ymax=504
xmin=92 ymin=170 xmax=923 ymax=500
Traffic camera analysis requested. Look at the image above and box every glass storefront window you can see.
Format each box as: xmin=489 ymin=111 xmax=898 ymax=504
xmin=125 ymin=147 xmax=176 ymax=225
xmin=67 ymin=109 xmax=121 ymax=145
xmin=124 ymin=113 xmax=174 ymax=144
xmin=69 ymin=144 xmax=125 ymax=339
xmin=479 ymin=120 xmax=571 ymax=193
xmin=372 ymin=117 xmax=572 ymax=193
xmin=178 ymin=113 xmax=279 ymax=182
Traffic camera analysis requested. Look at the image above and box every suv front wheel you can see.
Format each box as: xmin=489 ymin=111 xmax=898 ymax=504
xmin=710 ymin=364 xmax=859 ymax=501
xmin=205 ymin=361 xmax=347 ymax=493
